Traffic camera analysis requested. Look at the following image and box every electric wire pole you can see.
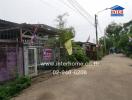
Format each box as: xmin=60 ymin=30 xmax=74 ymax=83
xmin=95 ymin=14 xmax=99 ymax=60
xmin=95 ymin=8 xmax=111 ymax=60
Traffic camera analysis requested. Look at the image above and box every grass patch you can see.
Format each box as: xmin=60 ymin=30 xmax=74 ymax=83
xmin=0 ymin=76 xmax=31 ymax=100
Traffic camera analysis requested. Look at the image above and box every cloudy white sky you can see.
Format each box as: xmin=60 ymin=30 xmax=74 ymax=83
xmin=0 ymin=0 xmax=132 ymax=43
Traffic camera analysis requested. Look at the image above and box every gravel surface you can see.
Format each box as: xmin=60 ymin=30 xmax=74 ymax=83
xmin=12 ymin=54 xmax=132 ymax=100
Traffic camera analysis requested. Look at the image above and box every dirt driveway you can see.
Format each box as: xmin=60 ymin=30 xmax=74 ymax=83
xmin=13 ymin=54 xmax=132 ymax=100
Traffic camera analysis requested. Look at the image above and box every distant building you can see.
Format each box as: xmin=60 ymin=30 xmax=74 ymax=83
xmin=74 ymin=41 xmax=97 ymax=60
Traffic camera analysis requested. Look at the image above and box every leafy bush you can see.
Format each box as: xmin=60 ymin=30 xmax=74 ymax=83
xmin=67 ymin=55 xmax=77 ymax=62
xmin=98 ymin=47 xmax=105 ymax=60
xmin=0 ymin=76 xmax=31 ymax=100
xmin=73 ymin=44 xmax=89 ymax=63
xmin=129 ymin=54 xmax=132 ymax=58
xmin=59 ymin=48 xmax=89 ymax=71
xmin=74 ymin=51 xmax=89 ymax=63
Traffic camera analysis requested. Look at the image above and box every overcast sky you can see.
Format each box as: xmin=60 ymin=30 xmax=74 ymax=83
xmin=0 ymin=0 xmax=132 ymax=43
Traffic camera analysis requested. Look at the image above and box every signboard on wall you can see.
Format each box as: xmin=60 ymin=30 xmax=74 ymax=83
xmin=43 ymin=49 xmax=52 ymax=61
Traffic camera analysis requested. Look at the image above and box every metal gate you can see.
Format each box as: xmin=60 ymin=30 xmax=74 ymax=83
xmin=24 ymin=47 xmax=38 ymax=77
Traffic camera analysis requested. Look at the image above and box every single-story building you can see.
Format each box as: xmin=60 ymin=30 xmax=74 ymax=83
xmin=75 ymin=41 xmax=97 ymax=60
xmin=85 ymin=42 xmax=97 ymax=60
xmin=0 ymin=19 xmax=61 ymax=82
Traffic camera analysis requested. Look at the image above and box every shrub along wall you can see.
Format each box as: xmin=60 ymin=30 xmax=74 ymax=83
xmin=58 ymin=43 xmax=89 ymax=70
xmin=0 ymin=76 xmax=31 ymax=100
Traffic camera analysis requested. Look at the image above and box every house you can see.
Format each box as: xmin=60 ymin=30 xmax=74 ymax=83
xmin=74 ymin=41 xmax=97 ymax=60
xmin=0 ymin=19 xmax=61 ymax=82
xmin=85 ymin=42 xmax=97 ymax=60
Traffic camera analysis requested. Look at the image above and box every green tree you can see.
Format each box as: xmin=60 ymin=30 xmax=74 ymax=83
xmin=56 ymin=13 xmax=69 ymax=29
xmin=56 ymin=13 xmax=75 ymax=44
xmin=118 ymin=34 xmax=129 ymax=51
xmin=56 ymin=13 xmax=75 ymax=62
xmin=102 ymin=20 xmax=132 ymax=57
xmin=105 ymin=22 xmax=122 ymax=48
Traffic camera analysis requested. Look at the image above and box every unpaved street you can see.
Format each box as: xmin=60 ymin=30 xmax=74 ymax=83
xmin=13 ymin=54 xmax=132 ymax=100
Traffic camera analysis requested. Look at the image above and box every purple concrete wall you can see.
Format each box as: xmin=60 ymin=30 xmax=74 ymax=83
xmin=17 ymin=47 xmax=24 ymax=76
xmin=6 ymin=47 xmax=17 ymax=80
xmin=0 ymin=46 xmax=24 ymax=82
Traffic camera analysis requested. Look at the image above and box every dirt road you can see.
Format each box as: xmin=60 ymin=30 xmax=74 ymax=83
xmin=13 ymin=54 xmax=132 ymax=100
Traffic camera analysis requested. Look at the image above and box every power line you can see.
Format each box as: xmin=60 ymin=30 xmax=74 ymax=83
xmin=57 ymin=0 xmax=77 ymax=12
xmin=56 ymin=0 xmax=96 ymax=43
xmin=39 ymin=0 xmax=95 ymax=27
xmin=71 ymin=0 xmax=94 ymax=20
xmin=96 ymin=18 xmax=103 ymax=34
xmin=97 ymin=18 xmax=104 ymax=34
xmin=67 ymin=0 xmax=94 ymax=26
xmin=39 ymin=0 xmax=61 ymax=11
xmin=39 ymin=0 xmax=53 ymax=7
xmin=98 ymin=24 xmax=103 ymax=34
xmin=68 ymin=0 xmax=94 ymax=21
xmin=39 ymin=0 xmax=95 ymax=26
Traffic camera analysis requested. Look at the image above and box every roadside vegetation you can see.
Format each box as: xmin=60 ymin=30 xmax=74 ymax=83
xmin=0 ymin=76 xmax=31 ymax=100
xmin=99 ymin=20 xmax=132 ymax=58
xmin=56 ymin=13 xmax=89 ymax=70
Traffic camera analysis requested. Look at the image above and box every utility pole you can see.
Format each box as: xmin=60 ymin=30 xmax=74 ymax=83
xmin=104 ymin=35 xmax=107 ymax=54
xmin=94 ymin=8 xmax=111 ymax=60
xmin=95 ymin=14 xmax=98 ymax=60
